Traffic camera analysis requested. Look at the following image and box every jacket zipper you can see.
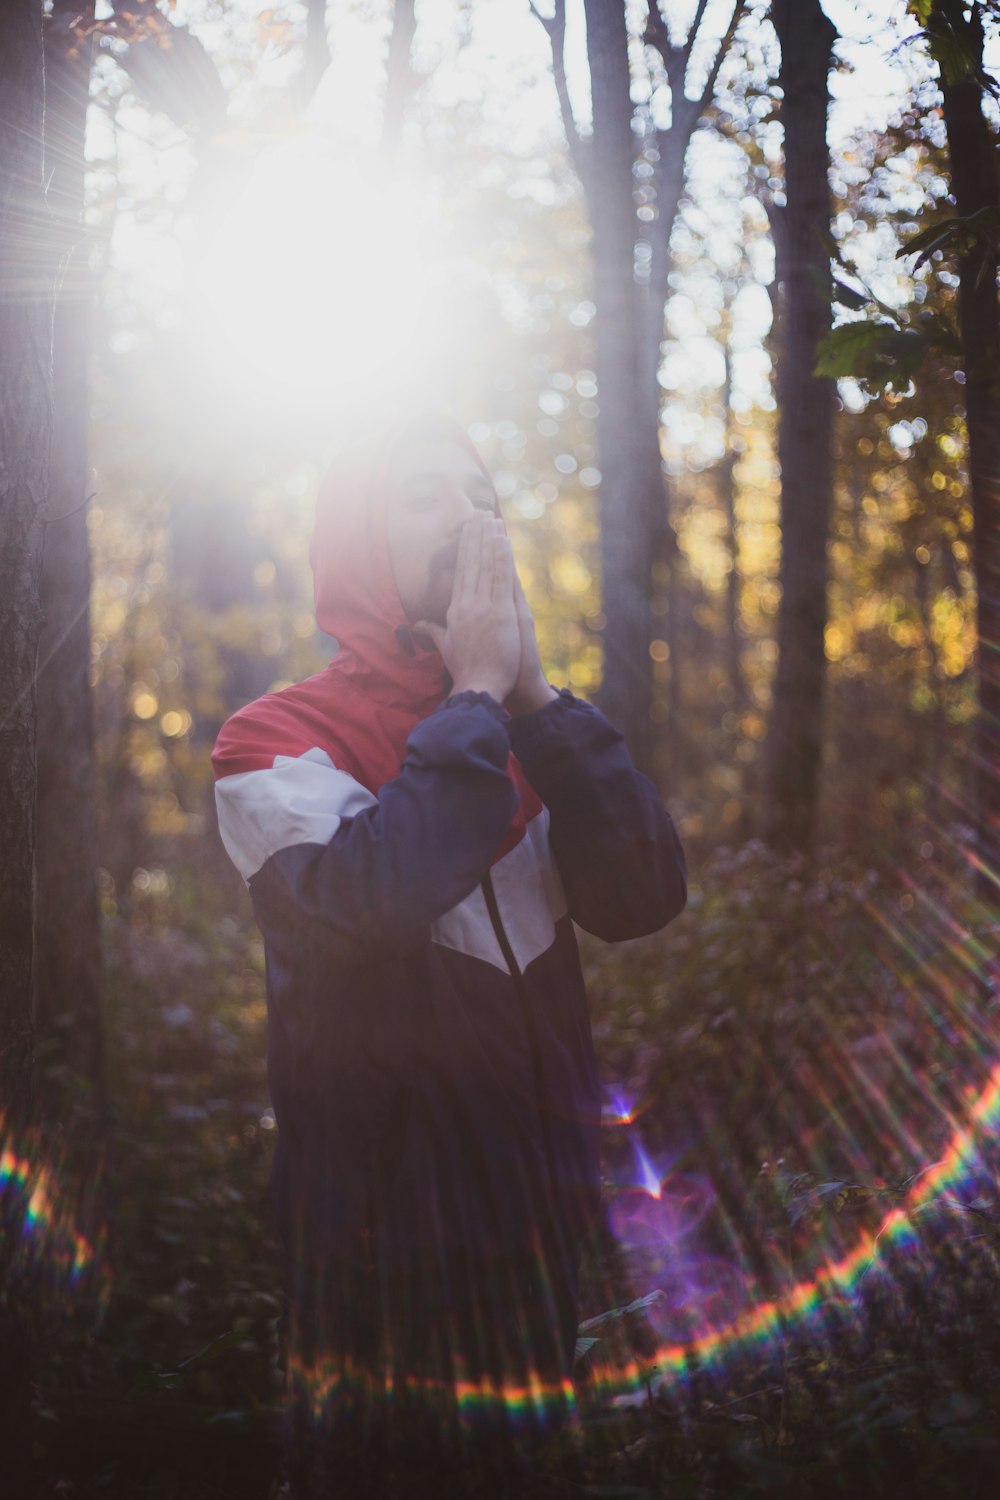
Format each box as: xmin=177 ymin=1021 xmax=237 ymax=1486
xmin=480 ymin=869 xmax=559 ymax=1204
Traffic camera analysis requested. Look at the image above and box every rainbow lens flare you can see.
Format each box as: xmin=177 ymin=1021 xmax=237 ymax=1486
xmin=0 ymin=1113 xmax=107 ymax=1310
xmin=591 ymin=1053 xmax=1000 ymax=1407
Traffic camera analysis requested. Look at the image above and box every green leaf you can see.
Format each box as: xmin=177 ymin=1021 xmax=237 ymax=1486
xmin=813 ymin=321 xmax=896 ymax=379
xmin=125 ymin=1328 xmax=244 ymax=1402
xmin=814 ymin=312 xmax=959 ymax=393
xmin=927 ymin=29 xmax=975 ymax=86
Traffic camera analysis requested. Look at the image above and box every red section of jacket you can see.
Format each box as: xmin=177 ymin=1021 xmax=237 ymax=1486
xmin=212 ymin=415 xmax=542 ymax=862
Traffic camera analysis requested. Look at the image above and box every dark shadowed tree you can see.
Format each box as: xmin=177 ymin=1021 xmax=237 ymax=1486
xmin=761 ymin=0 xmax=838 ymax=856
xmin=579 ymin=0 xmax=654 ymax=768
xmin=0 ymin=2 xmax=49 ymax=1134
xmin=35 ymin=0 xmax=107 ymax=1130
xmin=0 ymin=0 xmax=52 ymax=1476
xmin=922 ymin=0 xmax=1000 ymax=905
xmin=534 ymin=0 xmax=746 ymax=774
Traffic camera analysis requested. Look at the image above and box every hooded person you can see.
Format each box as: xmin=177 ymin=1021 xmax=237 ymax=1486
xmin=211 ymin=411 xmax=688 ymax=1490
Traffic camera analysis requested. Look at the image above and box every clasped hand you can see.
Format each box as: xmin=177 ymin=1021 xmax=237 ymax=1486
xmin=412 ymin=512 xmax=551 ymax=711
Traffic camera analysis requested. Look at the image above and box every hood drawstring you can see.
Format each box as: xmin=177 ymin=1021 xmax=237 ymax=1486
xmin=395 ymin=623 xmax=417 ymax=658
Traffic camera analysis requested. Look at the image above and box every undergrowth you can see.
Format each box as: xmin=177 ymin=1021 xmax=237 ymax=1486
xmin=27 ymin=831 xmax=1000 ymax=1497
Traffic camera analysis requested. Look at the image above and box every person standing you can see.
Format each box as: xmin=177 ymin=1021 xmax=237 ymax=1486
xmin=212 ymin=413 xmax=687 ymax=1496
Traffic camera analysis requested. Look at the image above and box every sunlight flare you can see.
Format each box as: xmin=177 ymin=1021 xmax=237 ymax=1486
xmin=193 ymin=144 xmax=439 ymax=398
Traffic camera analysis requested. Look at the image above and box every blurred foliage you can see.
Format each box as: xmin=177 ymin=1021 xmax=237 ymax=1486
xmin=570 ymin=838 xmax=1000 ymax=1498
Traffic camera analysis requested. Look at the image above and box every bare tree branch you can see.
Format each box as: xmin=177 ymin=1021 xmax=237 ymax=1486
xmin=646 ymin=0 xmax=746 ymax=145
xmin=644 ymin=0 xmax=750 ymax=373
xmin=643 ymin=3 xmax=674 ymax=57
xmin=656 ymin=0 xmax=748 ymax=166
xmin=692 ymin=0 xmax=748 ymax=120
xmin=530 ymin=0 xmax=591 ymax=188
xmin=646 ymin=0 xmax=711 ymax=108
xmin=686 ymin=0 xmax=713 ymax=62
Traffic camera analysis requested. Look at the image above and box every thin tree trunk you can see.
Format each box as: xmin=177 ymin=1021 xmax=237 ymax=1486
xmin=295 ymin=0 xmax=331 ymax=110
xmin=639 ymin=3 xmax=745 ymax=783
xmin=932 ymin=0 xmax=1000 ymax=907
xmin=912 ymin=544 xmax=947 ymax=843
xmin=762 ymin=0 xmax=837 ymax=857
xmin=583 ymin=0 xmax=653 ymax=771
xmin=720 ymin=341 xmax=748 ymax=723
xmin=36 ymin=0 xmax=106 ymax=1129
xmin=534 ymin=2 xmax=744 ymax=776
xmin=0 ymin=0 xmax=51 ymax=1478
xmin=381 ymin=0 xmax=418 ymax=155
xmin=638 ymin=266 xmax=684 ymax=785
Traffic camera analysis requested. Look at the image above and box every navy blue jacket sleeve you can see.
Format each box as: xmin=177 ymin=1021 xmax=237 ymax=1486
xmin=249 ymin=691 xmax=517 ymax=964
xmin=507 ymin=687 xmax=687 ymax=942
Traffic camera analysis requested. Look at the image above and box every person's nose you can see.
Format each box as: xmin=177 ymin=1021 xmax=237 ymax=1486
xmin=447 ymin=492 xmax=480 ymax=538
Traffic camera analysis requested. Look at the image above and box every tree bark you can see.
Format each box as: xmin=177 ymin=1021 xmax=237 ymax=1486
xmin=762 ymin=0 xmax=837 ymax=857
xmin=932 ymin=0 xmax=1000 ymax=907
xmin=0 ymin=0 xmax=49 ymax=1132
xmin=0 ymin=0 xmax=52 ymax=1478
xmin=582 ymin=0 xmax=654 ymax=771
xmin=36 ymin=0 xmax=106 ymax=1129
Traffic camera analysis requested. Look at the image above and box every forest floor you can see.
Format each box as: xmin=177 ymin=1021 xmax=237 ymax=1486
xmin=20 ymin=832 xmax=1000 ymax=1498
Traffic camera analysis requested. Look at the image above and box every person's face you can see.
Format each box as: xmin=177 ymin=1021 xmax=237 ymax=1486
xmin=384 ymin=435 xmax=499 ymax=626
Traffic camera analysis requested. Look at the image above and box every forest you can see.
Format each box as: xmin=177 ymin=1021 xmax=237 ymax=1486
xmin=1 ymin=0 xmax=1000 ymax=1495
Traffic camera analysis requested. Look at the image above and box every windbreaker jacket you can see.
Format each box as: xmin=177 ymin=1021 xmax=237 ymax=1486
xmin=211 ymin=419 xmax=688 ymax=1278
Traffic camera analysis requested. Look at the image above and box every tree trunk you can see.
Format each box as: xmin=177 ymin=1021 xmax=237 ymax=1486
xmin=720 ymin=341 xmax=748 ymax=724
xmin=294 ymin=0 xmax=331 ymax=111
xmin=381 ymin=0 xmax=418 ymax=155
xmin=36 ymin=0 xmax=106 ymax=1130
xmin=583 ymin=0 xmax=654 ymax=771
xmin=0 ymin=0 xmax=52 ymax=1478
xmin=536 ymin=3 xmax=744 ymax=777
xmin=638 ymin=252 xmax=684 ymax=786
xmin=933 ymin=0 xmax=1000 ymax=908
xmin=0 ymin=0 xmax=49 ymax=1134
xmin=761 ymin=0 xmax=837 ymax=857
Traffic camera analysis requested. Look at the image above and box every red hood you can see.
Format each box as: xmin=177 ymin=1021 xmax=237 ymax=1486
xmin=214 ymin=414 xmax=542 ymax=857
xmin=310 ymin=424 xmax=447 ymax=716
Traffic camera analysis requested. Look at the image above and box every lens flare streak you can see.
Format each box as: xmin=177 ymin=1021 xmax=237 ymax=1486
xmin=596 ymin=1055 xmax=1000 ymax=1405
xmin=0 ymin=1119 xmax=105 ymax=1298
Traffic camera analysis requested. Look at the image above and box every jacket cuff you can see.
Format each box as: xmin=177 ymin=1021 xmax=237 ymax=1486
xmin=439 ymin=688 xmax=509 ymax=723
xmin=506 ymin=685 xmax=583 ymax=758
